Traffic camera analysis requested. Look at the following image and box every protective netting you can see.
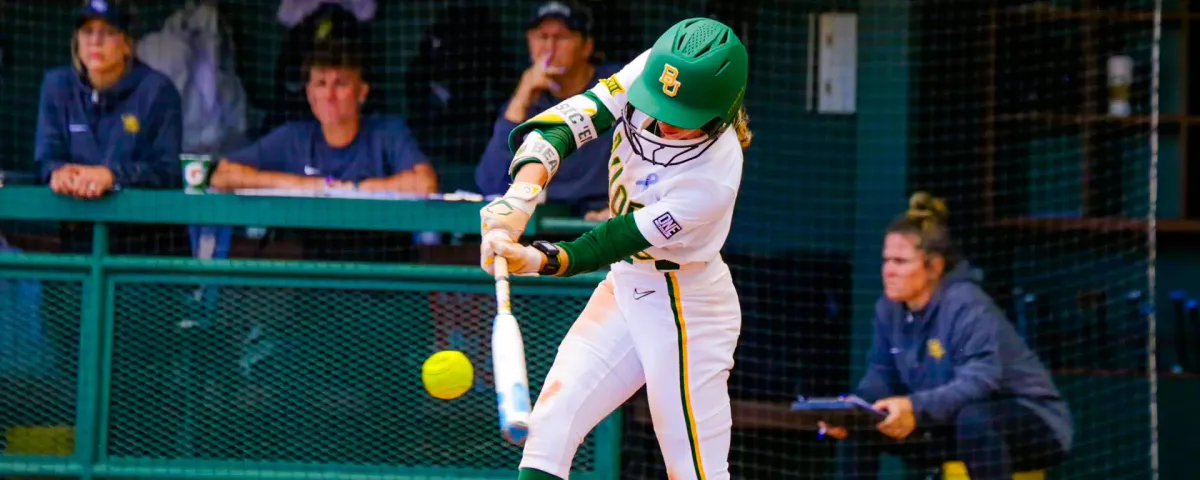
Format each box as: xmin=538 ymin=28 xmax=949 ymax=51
xmin=102 ymin=282 xmax=595 ymax=470
xmin=0 ymin=280 xmax=81 ymax=457
xmin=903 ymin=1 xmax=1157 ymax=479
xmin=0 ymin=0 xmax=1168 ymax=480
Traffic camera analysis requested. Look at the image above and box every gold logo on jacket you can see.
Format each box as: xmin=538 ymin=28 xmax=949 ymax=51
xmin=122 ymin=114 xmax=140 ymax=134
xmin=927 ymin=339 xmax=945 ymax=360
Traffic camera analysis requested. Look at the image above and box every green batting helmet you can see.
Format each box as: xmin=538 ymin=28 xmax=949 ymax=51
xmin=627 ymin=18 xmax=748 ymax=133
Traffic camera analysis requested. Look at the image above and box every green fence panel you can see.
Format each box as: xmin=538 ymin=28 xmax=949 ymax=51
xmin=0 ymin=205 xmax=619 ymax=479
xmin=100 ymin=279 xmax=590 ymax=474
xmin=0 ymin=275 xmax=83 ymax=465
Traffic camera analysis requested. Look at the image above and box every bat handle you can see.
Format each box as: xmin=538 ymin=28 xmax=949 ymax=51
xmin=494 ymin=255 xmax=510 ymax=279
xmin=494 ymin=255 xmax=512 ymax=315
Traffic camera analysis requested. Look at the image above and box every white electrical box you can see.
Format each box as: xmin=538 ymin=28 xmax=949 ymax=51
xmin=817 ymin=13 xmax=858 ymax=114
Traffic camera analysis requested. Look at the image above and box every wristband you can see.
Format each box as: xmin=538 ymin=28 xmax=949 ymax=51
xmin=531 ymin=240 xmax=565 ymax=276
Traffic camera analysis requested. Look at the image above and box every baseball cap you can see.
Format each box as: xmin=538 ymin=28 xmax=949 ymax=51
xmin=526 ymin=1 xmax=592 ymax=36
xmin=76 ymin=0 xmax=132 ymax=34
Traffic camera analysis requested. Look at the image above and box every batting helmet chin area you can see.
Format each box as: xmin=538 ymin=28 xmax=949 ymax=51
xmin=627 ymin=17 xmax=748 ymax=134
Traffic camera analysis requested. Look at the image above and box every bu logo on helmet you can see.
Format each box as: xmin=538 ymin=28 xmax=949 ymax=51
xmin=659 ymin=64 xmax=681 ymax=97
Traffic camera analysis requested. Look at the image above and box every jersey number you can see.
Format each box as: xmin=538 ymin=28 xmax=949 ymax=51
xmin=609 ymin=146 xmax=654 ymax=262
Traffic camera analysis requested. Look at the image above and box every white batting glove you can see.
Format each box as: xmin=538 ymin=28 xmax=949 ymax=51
xmin=481 ymin=230 xmax=546 ymax=277
xmin=480 ymin=182 xmax=542 ymax=242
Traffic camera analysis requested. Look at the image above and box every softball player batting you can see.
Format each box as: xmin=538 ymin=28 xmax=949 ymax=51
xmin=480 ymin=17 xmax=751 ymax=480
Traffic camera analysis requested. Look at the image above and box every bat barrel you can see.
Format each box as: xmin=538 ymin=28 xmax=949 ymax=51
xmin=492 ymin=313 xmax=531 ymax=445
xmin=491 ymin=257 xmax=530 ymax=446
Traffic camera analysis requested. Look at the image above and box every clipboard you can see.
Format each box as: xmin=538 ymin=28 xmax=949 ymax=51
xmin=790 ymin=394 xmax=887 ymax=428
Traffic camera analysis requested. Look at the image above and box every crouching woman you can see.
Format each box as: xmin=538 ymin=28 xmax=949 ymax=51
xmin=828 ymin=192 xmax=1072 ymax=480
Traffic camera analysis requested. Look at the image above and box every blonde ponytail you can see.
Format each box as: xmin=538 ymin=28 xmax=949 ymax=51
xmin=905 ymin=191 xmax=950 ymax=233
xmin=732 ymin=106 xmax=753 ymax=149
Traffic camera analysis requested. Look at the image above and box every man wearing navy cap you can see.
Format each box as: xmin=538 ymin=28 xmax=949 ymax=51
xmin=476 ymin=0 xmax=619 ymax=220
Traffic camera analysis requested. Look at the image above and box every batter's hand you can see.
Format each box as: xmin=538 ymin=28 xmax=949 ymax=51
xmin=480 ymin=182 xmax=542 ymax=242
xmin=481 ymin=230 xmax=545 ymax=276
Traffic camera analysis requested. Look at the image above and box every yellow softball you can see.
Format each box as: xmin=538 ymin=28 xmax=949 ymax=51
xmin=421 ymin=350 xmax=474 ymax=400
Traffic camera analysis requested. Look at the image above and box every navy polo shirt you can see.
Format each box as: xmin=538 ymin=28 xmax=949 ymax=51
xmin=35 ymin=61 xmax=183 ymax=188
xmin=225 ymin=116 xmax=429 ymax=183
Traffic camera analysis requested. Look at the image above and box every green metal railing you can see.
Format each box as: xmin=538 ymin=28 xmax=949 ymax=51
xmin=0 ymin=187 xmax=617 ymax=480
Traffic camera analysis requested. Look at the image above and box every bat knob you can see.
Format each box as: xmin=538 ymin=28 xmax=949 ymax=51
xmin=503 ymin=422 xmax=529 ymax=446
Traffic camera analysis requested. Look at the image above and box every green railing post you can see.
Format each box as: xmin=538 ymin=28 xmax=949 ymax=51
xmin=73 ymin=222 xmax=109 ymax=480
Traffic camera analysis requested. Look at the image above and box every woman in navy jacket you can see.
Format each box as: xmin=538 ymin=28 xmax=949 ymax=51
xmin=826 ymin=192 xmax=1072 ymax=480
xmin=35 ymin=0 xmax=187 ymax=255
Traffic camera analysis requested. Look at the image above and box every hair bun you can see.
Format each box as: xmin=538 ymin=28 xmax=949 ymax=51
xmin=906 ymin=191 xmax=949 ymax=225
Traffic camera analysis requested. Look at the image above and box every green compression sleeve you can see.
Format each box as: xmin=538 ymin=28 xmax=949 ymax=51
xmin=517 ymin=468 xmax=563 ymax=480
xmin=555 ymin=213 xmax=652 ymax=277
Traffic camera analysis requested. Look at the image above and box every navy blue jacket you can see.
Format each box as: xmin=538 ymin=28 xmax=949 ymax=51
xmin=224 ymin=116 xmax=429 ymax=183
xmin=856 ymin=262 xmax=1073 ymax=451
xmin=35 ymin=61 xmax=183 ymax=188
xmin=476 ymin=63 xmax=621 ymax=211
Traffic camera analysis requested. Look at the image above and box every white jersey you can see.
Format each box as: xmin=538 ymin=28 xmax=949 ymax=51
xmin=587 ymin=50 xmax=744 ymax=267
xmin=518 ymin=38 xmax=745 ymax=480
